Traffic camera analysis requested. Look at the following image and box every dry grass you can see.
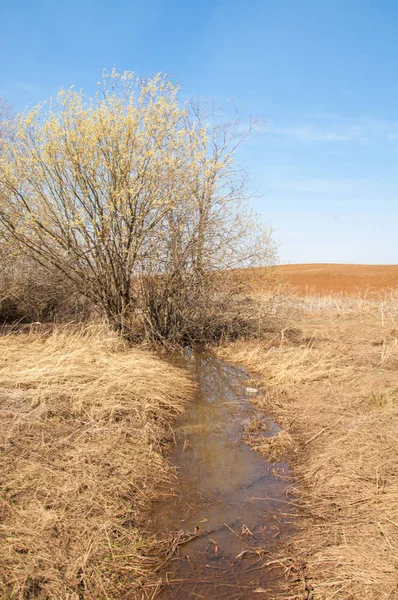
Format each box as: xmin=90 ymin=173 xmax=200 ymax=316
xmin=247 ymin=429 xmax=294 ymax=461
xmin=0 ymin=324 xmax=194 ymax=599
xmin=218 ymin=292 xmax=398 ymax=600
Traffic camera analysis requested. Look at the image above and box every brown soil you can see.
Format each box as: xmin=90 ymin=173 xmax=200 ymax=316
xmin=243 ymin=264 xmax=398 ymax=296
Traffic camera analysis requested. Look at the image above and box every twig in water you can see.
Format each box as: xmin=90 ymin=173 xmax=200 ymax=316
xmin=223 ymin=522 xmax=244 ymax=539
xmin=241 ymin=523 xmax=255 ymax=537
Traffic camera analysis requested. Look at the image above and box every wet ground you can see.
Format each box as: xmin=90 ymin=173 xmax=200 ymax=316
xmin=150 ymin=353 xmax=295 ymax=600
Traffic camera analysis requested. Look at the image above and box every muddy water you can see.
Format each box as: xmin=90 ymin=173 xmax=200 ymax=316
xmin=151 ymin=353 xmax=295 ymax=600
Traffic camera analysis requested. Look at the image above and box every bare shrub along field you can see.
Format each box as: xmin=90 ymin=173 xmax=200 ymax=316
xmin=0 ymin=70 xmax=276 ymax=346
xmin=0 ymin=325 xmax=194 ymax=599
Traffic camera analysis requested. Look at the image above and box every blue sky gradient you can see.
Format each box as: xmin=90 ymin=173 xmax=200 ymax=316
xmin=1 ymin=0 xmax=397 ymax=263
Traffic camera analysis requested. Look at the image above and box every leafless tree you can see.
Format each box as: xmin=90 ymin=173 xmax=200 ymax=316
xmin=0 ymin=72 xmax=276 ymax=343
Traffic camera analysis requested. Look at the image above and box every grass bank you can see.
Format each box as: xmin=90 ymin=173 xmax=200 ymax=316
xmin=218 ymin=292 xmax=398 ymax=600
xmin=0 ymin=324 xmax=194 ymax=599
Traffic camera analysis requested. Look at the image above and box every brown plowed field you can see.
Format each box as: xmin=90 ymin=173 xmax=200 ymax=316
xmin=249 ymin=263 xmax=398 ymax=295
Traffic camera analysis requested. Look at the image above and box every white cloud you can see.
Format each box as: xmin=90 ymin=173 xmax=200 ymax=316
xmin=268 ymin=125 xmax=357 ymax=143
xmin=267 ymin=116 xmax=398 ymax=145
xmin=270 ymin=178 xmax=356 ymax=195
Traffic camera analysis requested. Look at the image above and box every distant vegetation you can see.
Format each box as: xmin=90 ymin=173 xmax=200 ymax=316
xmin=0 ymin=70 xmax=276 ymax=345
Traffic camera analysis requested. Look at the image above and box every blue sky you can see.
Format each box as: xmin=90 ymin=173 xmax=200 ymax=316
xmin=1 ymin=0 xmax=397 ymax=264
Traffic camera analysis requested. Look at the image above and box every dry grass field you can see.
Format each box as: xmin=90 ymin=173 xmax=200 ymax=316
xmin=0 ymin=325 xmax=194 ymax=599
xmin=218 ymin=265 xmax=398 ymax=600
xmin=2 ymin=263 xmax=398 ymax=600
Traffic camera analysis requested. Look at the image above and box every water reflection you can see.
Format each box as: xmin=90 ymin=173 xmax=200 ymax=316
xmin=151 ymin=354 xmax=294 ymax=599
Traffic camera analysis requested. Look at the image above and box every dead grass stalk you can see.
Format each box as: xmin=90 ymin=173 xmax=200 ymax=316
xmin=0 ymin=324 xmax=194 ymax=599
xmin=218 ymin=292 xmax=398 ymax=599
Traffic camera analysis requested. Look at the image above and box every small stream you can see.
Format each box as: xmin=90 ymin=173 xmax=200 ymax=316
xmin=150 ymin=353 xmax=295 ymax=600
